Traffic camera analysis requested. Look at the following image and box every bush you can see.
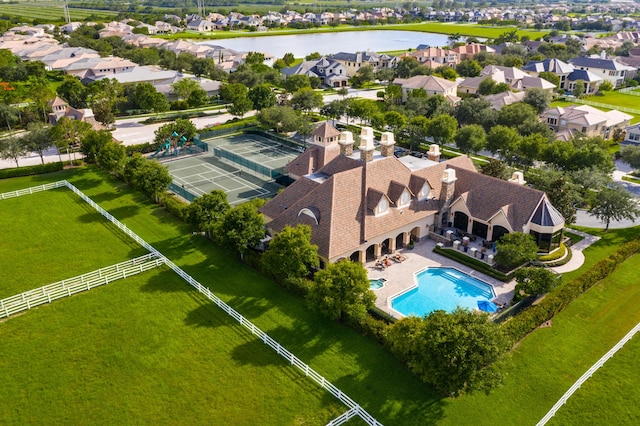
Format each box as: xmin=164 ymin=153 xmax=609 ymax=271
xmin=538 ymin=243 xmax=566 ymax=262
xmin=280 ymin=276 xmax=312 ymax=298
xmin=0 ymin=162 xmax=64 ymax=179
xmin=125 ymin=141 xmax=163 ymax=156
xmin=502 ymin=238 xmax=640 ymax=342
xmin=434 ymin=247 xmax=512 ymax=282
xmin=345 ymin=311 xmax=389 ymax=345
xmin=160 ymin=193 xmax=189 ymax=222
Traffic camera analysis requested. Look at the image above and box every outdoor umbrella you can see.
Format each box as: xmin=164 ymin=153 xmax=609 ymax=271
xmin=477 ymin=300 xmax=498 ymax=313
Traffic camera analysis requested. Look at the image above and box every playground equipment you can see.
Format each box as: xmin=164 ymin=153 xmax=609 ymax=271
xmin=150 ymin=133 xmax=202 ymax=159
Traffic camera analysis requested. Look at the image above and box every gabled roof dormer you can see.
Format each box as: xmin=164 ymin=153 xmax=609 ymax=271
xmin=367 ymin=188 xmax=391 ymax=216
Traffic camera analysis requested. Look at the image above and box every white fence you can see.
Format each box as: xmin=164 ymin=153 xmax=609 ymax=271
xmin=537 ymin=321 xmax=640 ymax=425
xmin=0 ymin=253 xmax=164 ymax=319
xmin=569 ymin=97 xmax=640 ymax=115
xmin=0 ymin=181 xmax=66 ymax=199
xmin=0 ymin=181 xmax=383 ymax=426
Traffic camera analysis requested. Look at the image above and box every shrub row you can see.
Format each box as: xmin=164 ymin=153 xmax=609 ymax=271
xmin=125 ymin=141 xmax=163 ymax=156
xmin=0 ymin=162 xmax=64 ymax=179
xmin=544 ymin=247 xmax=573 ymax=268
xmin=141 ymin=111 xmax=208 ymax=124
xmin=538 ymin=243 xmax=566 ymax=262
xmin=502 ymin=238 xmax=640 ymax=342
xmin=159 ymin=193 xmax=189 ymax=222
xmin=434 ymin=247 xmax=512 ymax=282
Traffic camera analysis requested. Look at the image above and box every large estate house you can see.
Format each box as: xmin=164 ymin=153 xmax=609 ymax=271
xmin=260 ymin=122 xmax=565 ymax=266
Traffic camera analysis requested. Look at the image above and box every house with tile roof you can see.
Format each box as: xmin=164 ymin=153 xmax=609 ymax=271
xmin=281 ymin=57 xmax=348 ymax=88
xmin=522 ymin=58 xmax=603 ymax=94
xmin=569 ymin=55 xmax=635 ymax=88
xmin=484 ymin=91 xmax=526 ymax=110
xmin=47 ymin=96 xmax=103 ymax=130
xmin=401 ymin=47 xmax=459 ymax=69
xmin=451 ymin=43 xmax=495 ymax=60
xmin=260 ymin=122 xmax=565 ymax=264
xmin=542 ymin=105 xmax=632 ymax=139
xmin=458 ymin=66 xmax=555 ymax=95
xmin=393 ymin=75 xmax=460 ymax=103
xmin=329 ymin=51 xmax=398 ymax=77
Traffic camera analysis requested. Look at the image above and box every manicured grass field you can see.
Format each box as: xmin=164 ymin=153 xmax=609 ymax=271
xmin=3 ymin=168 xmax=640 ymax=425
xmin=159 ymin=22 xmax=546 ymax=42
xmin=0 ymin=187 xmax=147 ymax=299
xmin=551 ymin=99 xmax=640 ymax=124
xmin=0 ymin=3 xmax=117 ymax=22
xmin=0 ymin=267 xmax=343 ymax=425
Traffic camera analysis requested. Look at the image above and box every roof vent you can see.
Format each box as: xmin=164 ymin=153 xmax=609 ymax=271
xmin=508 ymin=171 xmax=526 ymax=185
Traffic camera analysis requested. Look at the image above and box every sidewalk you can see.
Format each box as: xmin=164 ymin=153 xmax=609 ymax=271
xmin=550 ymin=228 xmax=600 ymax=274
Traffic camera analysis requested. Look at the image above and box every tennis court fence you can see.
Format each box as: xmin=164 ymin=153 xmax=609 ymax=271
xmin=213 ymin=145 xmax=286 ymax=180
xmin=169 ymin=182 xmax=197 ymax=202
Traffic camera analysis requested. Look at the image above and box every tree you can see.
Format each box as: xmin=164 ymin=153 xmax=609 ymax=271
xmin=50 ymin=117 xmax=91 ymax=162
xmin=305 ymin=52 xmax=321 ymax=61
xmin=480 ymin=158 xmax=509 ymax=179
xmin=283 ymin=74 xmax=311 ymax=93
xmin=81 ymin=129 xmax=113 ymax=163
xmin=135 ymin=160 xmax=172 ymax=203
xmin=96 ymin=141 xmax=127 ymax=175
xmin=153 ymin=119 xmax=197 ymax=145
xmin=219 ymin=202 xmax=266 ymax=260
xmin=494 ymin=232 xmax=539 ymax=269
xmin=456 ymin=59 xmax=482 ymax=77
xmin=258 ymin=105 xmax=303 ymax=133
xmin=0 ymin=136 xmax=27 ymax=167
xmin=572 ymin=79 xmax=585 ymax=98
xmin=172 ymin=78 xmax=200 ymax=100
xmin=427 ymin=114 xmax=458 ymax=146
xmin=57 ymin=76 xmax=86 ymax=108
xmin=220 ymin=83 xmax=248 ymax=103
xmin=387 ymin=308 xmax=510 ymax=397
xmin=620 ymin=145 xmax=640 ymax=172
xmin=262 ymin=224 xmax=319 ymax=282
xmin=228 ymin=94 xmax=254 ymax=117
xmin=134 ymin=82 xmax=169 ymax=114
xmin=599 ymin=80 xmax=614 ymax=92
xmin=321 ymin=99 xmax=348 ymax=125
xmin=87 ymin=78 xmax=123 ymax=127
xmin=478 ymin=77 xmax=497 ymax=96
xmin=282 ymin=52 xmax=295 ymax=66
xmin=375 ymin=68 xmax=395 ymax=83
xmin=187 ymin=88 xmax=209 ymax=108
xmin=523 ymin=88 xmax=552 ymax=114
xmin=588 ymin=184 xmax=640 ymax=230
xmin=384 ymin=110 xmax=407 ymax=132
xmin=0 ymin=103 xmax=18 ymax=131
xmin=402 ymin=115 xmax=431 ymax=151
xmin=486 ymin=125 xmax=521 ymax=163
xmin=517 ymin=133 xmax=547 ymax=167
xmin=123 ymin=153 xmax=146 ymax=185
xmin=514 ymin=267 xmax=561 ymax=301
xmin=248 ymin=84 xmax=276 ymax=110
xmin=186 ymin=190 xmax=230 ymax=239
xmin=308 ymin=260 xmax=374 ymax=322
xmin=455 ymin=124 xmax=486 ymax=155
xmin=22 ymin=122 xmax=51 ymax=164
xmin=455 ymin=97 xmax=495 ymax=128
xmin=290 ymin=88 xmax=323 ymax=114
xmin=191 ymin=58 xmax=214 ymax=79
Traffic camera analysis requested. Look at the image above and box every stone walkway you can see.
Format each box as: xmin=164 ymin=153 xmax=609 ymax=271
xmin=550 ymin=228 xmax=600 ymax=274
xmin=367 ymin=238 xmax=514 ymax=318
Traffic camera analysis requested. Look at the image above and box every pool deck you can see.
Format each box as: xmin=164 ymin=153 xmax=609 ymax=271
xmin=367 ymin=238 xmax=515 ymax=318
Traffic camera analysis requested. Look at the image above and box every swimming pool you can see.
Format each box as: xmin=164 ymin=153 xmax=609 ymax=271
xmin=391 ymin=267 xmax=495 ymax=317
xmin=369 ymin=278 xmax=387 ymax=290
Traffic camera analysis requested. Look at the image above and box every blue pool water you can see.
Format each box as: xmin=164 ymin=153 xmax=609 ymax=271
xmin=391 ymin=268 xmax=495 ymax=316
xmin=369 ymin=278 xmax=386 ymax=290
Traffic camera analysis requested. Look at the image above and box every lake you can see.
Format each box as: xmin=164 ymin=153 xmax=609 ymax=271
xmin=199 ymin=30 xmax=451 ymax=58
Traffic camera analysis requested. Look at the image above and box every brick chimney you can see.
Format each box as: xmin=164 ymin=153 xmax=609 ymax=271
xmin=427 ymin=144 xmax=441 ymax=162
xmin=339 ymin=131 xmax=354 ymax=156
xmin=380 ymin=131 xmax=395 ymax=157
xmin=359 ymin=126 xmax=375 ymax=162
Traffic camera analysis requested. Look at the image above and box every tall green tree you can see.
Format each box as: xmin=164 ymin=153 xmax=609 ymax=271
xmin=22 ymin=122 xmax=51 ymax=164
xmin=523 ymin=88 xmax=552 ymax=114
xmin=495 ymin=232 xmax=539 ymax=269
xmin=50 ymin=117 xmax=91 ymax=162
xmin=0 ymin=136 xmax=27 ymax=167
xmin=486 ymin=125 xmax=522 ymax=163
xmin=514 ymin=267 xmax=561 ymax=301
xmin=455 ymin=124 xmax=486 ymax=155
xmin=290 ymin=88 xmax=323 ymax=115
xmin=283 ymin=74 xmax=311 ymax=93
xmin=186 ymin=190 xmax=230 ymax=239
xmin=96 ymin=141 xmax=127 ymax=175
xmin=171 ymin=78 xmax=200 ymax=100
xmin=248 ymin=84 xmax=276 ymax=110
xmin=57 ymin=76 xmax=86 ymax=108
xmin=134 ymin=82 xmax=169 ymax=114
xmin=81 ymin=129 xmax=113 ymax=163
xmin=387 ymin=308 xmax=510 ymax=397
xmin=308 ymin=260 xmax=374 ymax=322
xmin=620 ymin=145 xmax=640 ymax=172
xmin=588 ymin=184 xmax=640 ymax=231
xmin=133 ymin=159 xmax=172 ymax=203
xmin=258 ymin=105 xmax=303 ymax=133
xmin=262 ymin=224 xmax=319 ymax=282
xmin=219 ymin=202 xmax=266 ymax=260
xmin=427 ymin=114 xmax=458 ymax=146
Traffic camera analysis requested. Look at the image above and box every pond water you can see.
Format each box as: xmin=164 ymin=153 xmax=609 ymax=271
xmin=199 ymin=30 xmax=451 ymax=58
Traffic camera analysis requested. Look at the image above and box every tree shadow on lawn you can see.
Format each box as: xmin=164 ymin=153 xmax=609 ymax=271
xmin=76 ymin=205 xmax=142 ymax=223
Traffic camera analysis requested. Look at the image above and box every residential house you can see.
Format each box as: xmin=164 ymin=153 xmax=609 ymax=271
xmin=622 ymin=123 xmax=640 ymax=145
xmin=48 ymin=96 xmax=102 ymax=130
xmin=330 ymin=51 xmax=397 ymax=77
xmin=451 ymin=43 xmax=495 ymax=60
xmin=484 ymin=91 xmax=526 ymax=110
xmin=569 ymin=54 xmax=635 ymax=88
xmin=393 ymin=75 xmax=460 ymax=103
xmin=522 ymin=58 xmax=603 ymax=94
xmin=186 ymin=19 xmax=213 ymax=32
xmin=402 ymin=47 xmax=459 ymax=69
xmin=63 ymin=57 xmax=137 ymax=82
xmin=281 ymin=57 xmax=349 ymax=88
xmin=260 ymin=122 xmax=565 ymax=264
xmin=543 ymin=105 xmax=632 ymax=139
xmin=458 ymin=65 xmax=555 ymax=94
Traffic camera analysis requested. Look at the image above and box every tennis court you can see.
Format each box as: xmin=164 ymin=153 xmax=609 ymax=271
xmin=164 ymin=132 xmax=301 ymax=205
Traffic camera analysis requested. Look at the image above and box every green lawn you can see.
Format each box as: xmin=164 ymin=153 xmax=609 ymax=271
xmin=551 ymin=99 xmax=640 ymax=124
xmin=0 ymin=187 xmax=147 ymax=299
xmin=158 ymin=22 xmax=546 ymax=42
xmin=0 ymin=3 xmax=117 ymax=22
xmin=0 ymin=267 xmax=343 ymax=425
xmin=3 ymin=168 xmax=640 ymax=425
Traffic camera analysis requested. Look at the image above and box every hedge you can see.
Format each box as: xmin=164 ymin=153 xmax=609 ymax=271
xmin=538 ymin=243 xmax=566 ymax=262
xmin=0 ymin=162 xmax=64 ymax=179
xmin=502 ymin=238 xmax=640 ymax=342
xmin=433 ymin=247 xmax=512 ymax=282
xmin=159 ymin=193 xmax=189 ymax=222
